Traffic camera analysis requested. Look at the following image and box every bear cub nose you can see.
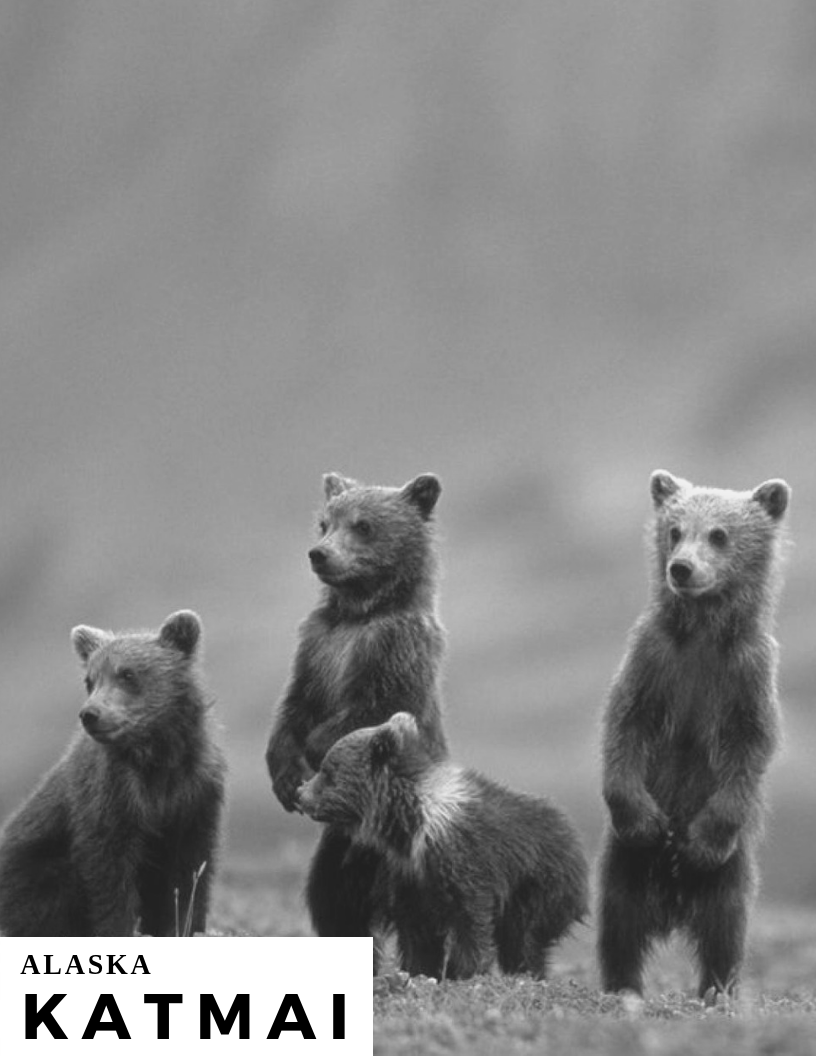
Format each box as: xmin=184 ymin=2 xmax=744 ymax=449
xmin=669 ymin=561 xmax=693 ymax=586
xmin=308 ymin=547 xmax=328 ymax=568
xmin=80 ymin=707 xmax=101 ymax=732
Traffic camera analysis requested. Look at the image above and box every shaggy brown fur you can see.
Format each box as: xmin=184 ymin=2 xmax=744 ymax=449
xmin=598 ymin=470 xmax=791 ymax=997
xmin=265 ymin=472 xmax=448 ymax=949
xmin=0 ymin=611 xmax=225 ymax=936
xmin=298 ymin=713 xmax=588 ymax=980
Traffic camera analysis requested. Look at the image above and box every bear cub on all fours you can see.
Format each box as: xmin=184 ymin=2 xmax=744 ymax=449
xmin=598 ymin=470 xmax=791 ymax=999
xmin=266 ymin=473 xmax=449 ymax=948
xmin=298 ymin=712 xmax=589 ymax=980
xmin=0 ymin=610 xmax=225 ymax=937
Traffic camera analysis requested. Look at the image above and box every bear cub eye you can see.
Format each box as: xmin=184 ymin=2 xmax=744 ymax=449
xmin=669 ymin=526 xmax=682 ymax=546
xmin=318 ymin=518 xmax=329 ymax=536
xmin=84 ymin=676 xmax=94 ymax=695
xmin=708 ymin=528 xmax=728 ymax=548
xmin=353 ymin=519 xmax=373 ymax=539
xmin=117 ymin=668 xmax=139 ymax=692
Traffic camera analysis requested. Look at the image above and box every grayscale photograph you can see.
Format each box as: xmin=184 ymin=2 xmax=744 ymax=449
xmin=0 ymin=3 xmax=815 ymax=1052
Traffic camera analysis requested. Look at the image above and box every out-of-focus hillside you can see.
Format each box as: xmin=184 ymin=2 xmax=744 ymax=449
xmin=1 ymin=2 xmax=816 ymax=901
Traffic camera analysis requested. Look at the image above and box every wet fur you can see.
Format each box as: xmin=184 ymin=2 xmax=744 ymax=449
xmin=598 ymin=471 xmax=790 ymax=997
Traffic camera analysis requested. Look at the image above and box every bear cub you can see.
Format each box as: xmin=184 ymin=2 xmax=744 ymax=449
xmin=598 ymin=470 xmax=791 ymax=998
xmin=298 ymin=712 xmax=588 ymax=980
xmin=266 ymin=473 xmax=449 ymax=947
xmin=0 ymin=610 xmax=225 ymax=937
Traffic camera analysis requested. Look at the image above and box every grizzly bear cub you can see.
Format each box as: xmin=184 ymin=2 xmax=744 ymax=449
xmin=0 ymin=610 xmax=225 ymax=937
xmin=299 ymin=712 xmax=588 ymax=980
xmin=265 ymin=473 xmax=448 ymax=949
xmin=598 ymin=470 xmax=791 ymax=998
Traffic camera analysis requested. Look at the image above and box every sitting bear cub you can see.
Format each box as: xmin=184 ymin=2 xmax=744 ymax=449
xmin=298 ymin=712 xmax=588 ymax=979
xmin=0 ymin=610 xmax=225 ymax=937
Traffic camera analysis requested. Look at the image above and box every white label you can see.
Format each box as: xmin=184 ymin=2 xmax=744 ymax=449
xmin=0 ymin=937 xmax=373 ymax=1053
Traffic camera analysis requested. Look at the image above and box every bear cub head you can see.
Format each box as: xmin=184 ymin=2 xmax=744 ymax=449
xmin=650 ymin=470 xmax=790 ymax=601
xmin=297 ymin=712 xmax=428 ymax=835
xmin=307 ymin=472 xmax=441 ymax=601
xmin=71 ymin=610 xmax=204 ymax=748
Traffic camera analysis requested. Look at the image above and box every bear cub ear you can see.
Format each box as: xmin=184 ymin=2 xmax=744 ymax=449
xmin=158 ymin=610 xmax=202 ymax=656
xmin=370 ymin=725 xmax=401 ymax=769
xmin=323 ymin=473 xmax=357 ymax=501
xmin=752 ymin=479 xmax=791 ymax=521
xmin=650 ymin=469 xmax=685 ymax=509
xmin=400 ymin=473 xmax=441 ymax=520
xmin=370 ymin=712 xmax=419 ymax=768
xmin=71 ymin=625 xmax=110 ymax=664
xmin=388 ymin=712 xmax=419 ymax=743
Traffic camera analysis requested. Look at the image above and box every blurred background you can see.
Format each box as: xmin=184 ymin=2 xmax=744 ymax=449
xmin=1 ymin=1 xmax=815 ymax=905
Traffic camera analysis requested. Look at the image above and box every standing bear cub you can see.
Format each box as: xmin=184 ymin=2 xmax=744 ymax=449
xmin=299 ymin=713 xmax=589 ymax=980
xmin=598 ymin=470 xmax=791 ymax=998
xmin=266 ymin=473 xmax=448 ymax=949
xmin=0 ymin=610 xmax=225 ymax=937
